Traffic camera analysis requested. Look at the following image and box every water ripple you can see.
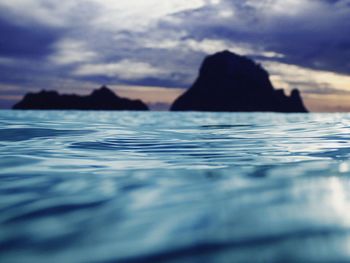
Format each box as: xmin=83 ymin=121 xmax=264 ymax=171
xmin=0 ymin=128 xmax=93 ymax=142
xmin=1 ymin=111 xmax=350 ymax=262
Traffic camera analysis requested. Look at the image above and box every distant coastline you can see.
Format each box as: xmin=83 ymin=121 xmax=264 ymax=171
xmin=171 ymin=51 xmax=307 ymax=113
xmin=13 ymin=86 xmax=149 ymax=111
xmin=13 ymin=51 xmax=308 ymax=113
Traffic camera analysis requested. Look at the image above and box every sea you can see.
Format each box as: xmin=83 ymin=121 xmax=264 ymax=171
xmin=1 ymin=110 xmax=350 ymax=263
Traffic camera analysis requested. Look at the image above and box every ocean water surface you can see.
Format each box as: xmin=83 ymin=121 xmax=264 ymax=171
xmin=1 ymin=110 xmax=350 ymax=262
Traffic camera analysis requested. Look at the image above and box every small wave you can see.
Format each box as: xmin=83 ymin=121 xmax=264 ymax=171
xmin=0 ymin=128 xmax=93 ymax=142
xmin=2 ymin=199 xmax=108 ymax=224
xmin=69 ymin=139 xmax=200 ymax=152
xmin=201 ymin=124 xmax=255 ymax=129
xmin=2 ymin=111 xmax=350 ymax=262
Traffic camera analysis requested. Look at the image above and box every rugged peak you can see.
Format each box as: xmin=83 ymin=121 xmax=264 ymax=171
xmin=91 ymin=86 xmax=118 ymax=98
xmin=291 ymin=89 xmax=301 ymax=98
xmin=36 ymin=90 xmax=59 ymax=96
xmin=13 ymin=86 xmax=149 ymax=111
xmin=199 ymin=51 xmax=270 ymax=91
xmin=171 ymin=50 xmax=308 ymax=113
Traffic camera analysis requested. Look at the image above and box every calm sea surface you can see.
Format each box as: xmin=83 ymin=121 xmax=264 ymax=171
xmin=1 ymin=111 xmax=350 ymax=262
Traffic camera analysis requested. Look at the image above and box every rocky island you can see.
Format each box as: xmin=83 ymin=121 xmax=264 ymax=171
xmin=13 ymin=86 xmax=149 ymax=111
xmin=171 ymin=50 xmax=308 ymax=112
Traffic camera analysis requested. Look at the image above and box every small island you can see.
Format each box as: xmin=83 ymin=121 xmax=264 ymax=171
xmin=171 ymin=50 xmax=308 ymax=112
xmin=13 ymin=86 xmax=149 ymax=111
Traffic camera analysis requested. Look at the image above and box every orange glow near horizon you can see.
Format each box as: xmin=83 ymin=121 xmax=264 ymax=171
xmin=2 ymin=85 xmax=350 ymax=112
xmin=109 ymin=85 xmax=185 ymax=110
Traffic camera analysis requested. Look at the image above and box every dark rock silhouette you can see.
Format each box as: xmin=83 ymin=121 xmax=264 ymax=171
xmin=171 ymin=50 xmax=308 ymax=112
xmin=13 ymin=86 xmax=149 ymax=111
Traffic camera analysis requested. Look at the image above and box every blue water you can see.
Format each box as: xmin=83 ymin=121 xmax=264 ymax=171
xmin=1 ymin=111 xmax=350 ymax=263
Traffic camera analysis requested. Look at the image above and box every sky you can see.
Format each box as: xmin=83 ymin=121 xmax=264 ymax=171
xmin=0 ymin=0 xmax=350 ymax=111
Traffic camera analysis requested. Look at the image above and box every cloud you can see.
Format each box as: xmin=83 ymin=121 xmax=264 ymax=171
xmin=89 ymin=0 xmax=206 ymax=32
xmin=73 ymin=60 xmax=168 ymax=80
xmin=145 ymin=37 xmax=284 ymax=58
xmin=0 ymin=17 xmax=61 ymax=58
xmin=0 ymin=0 xmax=349 ymax=111
xmin=0 ymin=57 xmax=18 ymax=66
xmin=49 ymin=39 xmax=98 ymax=65
xmin=0 ymin=1 xmax=85 ymax=27
xmin=163 ymin=0 xmax=350 ymax=74
xmin=263 ymin=60 xmax=350 ymax=95
xmin=243 ymin=0 xmax=319 ymax=17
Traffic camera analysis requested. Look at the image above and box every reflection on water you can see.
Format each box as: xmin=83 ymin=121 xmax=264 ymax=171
xmin=1 ymin=111 xmax=350 ymax=262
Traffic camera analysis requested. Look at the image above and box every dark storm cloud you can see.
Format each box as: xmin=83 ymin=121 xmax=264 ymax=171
xmin=0 ymin=18 xmax=61 ymax=59
xmin=164 ymin=0 xmax=350 ymax=75
xmin=0 ymin=0 xmax=350 ymax=110
xmin=122 ymin=75 xmax=192 ymax=88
